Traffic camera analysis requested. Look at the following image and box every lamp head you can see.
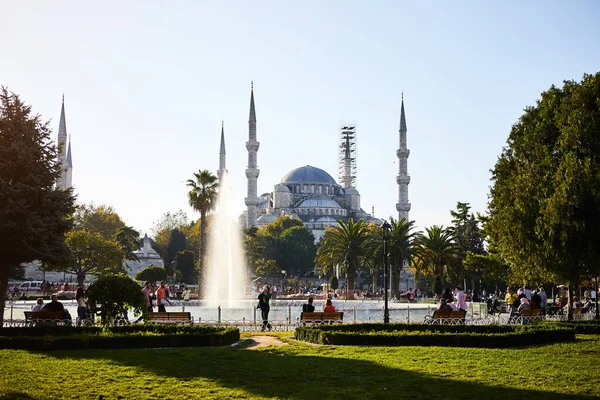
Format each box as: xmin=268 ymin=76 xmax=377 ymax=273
xmin=380 ymin=220 xmax=391 ymax=239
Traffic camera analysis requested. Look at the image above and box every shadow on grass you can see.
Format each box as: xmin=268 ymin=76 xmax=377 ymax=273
xmin=43 ymin=344 xmax=593 ymax=400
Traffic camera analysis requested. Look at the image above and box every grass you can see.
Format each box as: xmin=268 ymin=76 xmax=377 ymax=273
xmin=0 ymin=334 xmax=599 ymax=399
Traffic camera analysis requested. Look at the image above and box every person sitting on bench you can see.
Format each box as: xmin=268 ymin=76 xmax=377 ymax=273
xmin=302 ymin=297 xmax=315 ymax=313
xmin=437 ymin=298 xmax=453 ymax=313
xmin=41 ymin=294 xmax=71 ymax=321
xmin=323 ymin=299 xmax=335 ymax=312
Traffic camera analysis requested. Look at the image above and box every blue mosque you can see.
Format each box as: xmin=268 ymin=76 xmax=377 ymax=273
xmin=220 ymin=84 xmax=411 ymax=243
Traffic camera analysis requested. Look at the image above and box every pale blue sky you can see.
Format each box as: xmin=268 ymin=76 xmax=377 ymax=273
xmin=2 ymin=1 xmax=599 ymax=235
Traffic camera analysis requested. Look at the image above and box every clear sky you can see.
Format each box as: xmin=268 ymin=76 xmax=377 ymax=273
xmin=2 ymin=1 xmax=599 ymax=235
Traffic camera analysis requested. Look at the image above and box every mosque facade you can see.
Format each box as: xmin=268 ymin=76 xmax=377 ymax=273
xmin=226 ymin=84 xmax=410 ymax=243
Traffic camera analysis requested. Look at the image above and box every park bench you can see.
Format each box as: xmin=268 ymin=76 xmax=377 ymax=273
xmin=148 ymin=312 xmax=192 ymax=324
xmin=300 ymin=312 xmax=344 ymax=325
xmin=24 ymin=311 xmax=70 ymax=326
xmin=517 ymin=308 xmax=543 ymax=324
xmin=424 ymin=310 xmax=467 ymax=324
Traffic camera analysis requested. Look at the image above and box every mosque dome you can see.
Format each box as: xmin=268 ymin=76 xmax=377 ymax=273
xmin=281 ymin=165 xmax=337 ymax=185
xmin=274 ymin=183 xmax=290 ymax=192
xmin=299 ymin=195 xmax=342 ymax=208
xmin=257 ymin=213 xmax=278 ymax=225
xmin=345 ymin=188 xmax=359 ymax=195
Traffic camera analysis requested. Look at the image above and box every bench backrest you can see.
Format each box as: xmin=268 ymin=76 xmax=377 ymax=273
xmin=148 ymin=312 xmax=191 ymax=321
xmin=431 ymin=311 xmax=451 ymax=318
xmin=521 ymin=309 xmax=542 ymax=317
xmin=301 ymin=312 xmax=344 ymax=321
xmin=24 ymin=311 xmax=64 ymax=321
xmin=323 ymin=312 xmax=344 ymax=321
xmin=449 ymin=311 xmax=467 ymax=318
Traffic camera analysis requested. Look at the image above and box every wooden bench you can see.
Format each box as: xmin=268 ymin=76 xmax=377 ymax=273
xmin=24 ymin=311 xmax=70 ymax=326
xmin=148 ymin=312 xmax=192 ymax=324
xmin=300 ymin=312 xmax=344 ymax=325
xmin=520 ymin=309 xmax=542 ymax=317
xmin=424 ymin=310 xmax=467 ymax=324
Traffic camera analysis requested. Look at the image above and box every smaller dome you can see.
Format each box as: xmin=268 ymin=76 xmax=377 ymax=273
xmin=299 ymin=195 xmax=342 ymax=209
xmin=345 ymin=188 xmax=359 ymax=195
xmin=257 ymin=213 xmax=277 ymax=225
xmin=274 ymin=184 xmax=290 ymax=192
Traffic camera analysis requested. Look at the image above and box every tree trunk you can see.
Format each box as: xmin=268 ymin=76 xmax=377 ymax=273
xmin=391 ymin=264 xmax=399 ymax=298
xmin=0 ymin=265 xmax=9 ymax=327
xmin=347 ymin=272 xmax=355 ymax=300
xmin=372 ymin=273 xmax=377 ymax=296
xmin=77 ymin=270 xmax=86 ymax=288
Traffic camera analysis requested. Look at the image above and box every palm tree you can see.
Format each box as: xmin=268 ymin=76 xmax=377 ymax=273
xmin=414 ymin=225 xmax=458 ymax=295
xmin=186 ymin=170 xmax=219 ymax=280
xmin=315 ymin=219 xmax=371 ymax=299
xmin=114 ymin=225 xmax=140 ymax=266
xmin=368 ymin=218 xmax=419 ymax=297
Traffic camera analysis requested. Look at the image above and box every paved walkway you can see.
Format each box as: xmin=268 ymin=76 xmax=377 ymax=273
xmin=242 ymin=335 xmax=289 ymax=350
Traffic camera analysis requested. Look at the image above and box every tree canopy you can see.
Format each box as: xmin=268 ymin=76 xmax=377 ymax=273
xmin=135 ymin=265 xmax=168 ymax=283
xmin=73 ymin=203 xmax=125 ymax=240
xmin=86 ymin=273 xmax=147 ymax=326
xmin=0 ymin=88 xmax=75 ymax=325
xmin=486 ymin=72 xmax=600 ymax=317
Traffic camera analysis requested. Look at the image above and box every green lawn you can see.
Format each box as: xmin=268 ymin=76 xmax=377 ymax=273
xmin=0 ymin=333 xmax=598 ymax=399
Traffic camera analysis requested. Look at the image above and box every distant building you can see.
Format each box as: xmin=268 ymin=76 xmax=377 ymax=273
xmin=124 ymin=234 xmax=164 ymax=279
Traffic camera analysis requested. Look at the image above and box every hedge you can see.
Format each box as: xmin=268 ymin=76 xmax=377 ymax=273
xmin=0 ymin=326 xmax=239 ymax=351
xmin=553 ymin=321 xmax=600 ymax=334
xmin=294 ymin=323 xmax=575 ymax=347
xmin=0 ymin=324 xmax=229 ymax=337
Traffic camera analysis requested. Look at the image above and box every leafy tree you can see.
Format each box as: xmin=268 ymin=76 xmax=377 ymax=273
xmin=86 ymin=273 xmax=147 ymax=326
xmin=0 ymin=88 xmax=75 ymax=326
xmin=115 ymin=225 xmax=140 ymax=263
xmin=135 ymin=265 xmax=168 ymax=282
xmin=486 ymin=72 xmax=600 ymax=319
xmin=243 ymin=216 xmax=316 ymax=277
xmin=187 ymin=170 xmax=218 ymax=283
xmin=255 ymin=259 xmax=280 ymax=282
xmin=62 ymin=230 xmax=124 ymax=287
xmin=414 ymin=225 xmax=458 ymax=295
xmin=449 ymin=202 xmax=485 ymax=290
xmin=174 ymin=250 xmax=196 ymax=284
xmin=166 ymin=228 xmax=187 ymax=275
xmin=73 ymin=203 xmax=125 ymax=240
xmin=151 ymin=210 xmax=188 ymax=262
xmin=315 ymin=219 xmax=371 ymax=298
xmin=330 ymin=275 xmax=339 ymax=290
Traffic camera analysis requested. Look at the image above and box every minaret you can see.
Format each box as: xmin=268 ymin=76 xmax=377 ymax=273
xmin=65 ymin=136 xmax=73 ymax=188
xmin=218 ymin=121 xmax=227 ymax=181
xmin=56 ymin=95 xmax=69 ymax=190
xmin=245 ymin=82 xmax=260 ymax=228
xmin=396 ymin=94 xmax=411 ymax=221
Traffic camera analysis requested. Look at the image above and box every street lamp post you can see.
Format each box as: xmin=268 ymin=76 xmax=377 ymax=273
xmin=381 ymin=220 xmax=391 ymax=324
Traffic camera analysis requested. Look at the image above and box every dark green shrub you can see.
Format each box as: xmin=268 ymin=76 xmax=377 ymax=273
xmin=86 ymin=273 xmax=147 ymax=326
xmin=294 ymin=323 xmax=574 ymax=348
xmin=0 ymin=327 xmax=239 ymax=350
xmin=135 ymin=265 xmax=168 ymax=282
xmin=330 ymin=276 xmax=339 ymax=291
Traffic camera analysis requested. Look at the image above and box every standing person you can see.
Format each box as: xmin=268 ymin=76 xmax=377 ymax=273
xmin=142 ymin=282 xmax=153 ymax=313
xmin=75 ymin=287 xmax=87 ymax=326
xmin=538 ymin=287 xmax=548 ymax=315
xmin=156 ymin=281 xmax=168 ymax=313
xmin=456 ymin=287 xmax=468 ymax=312
xmin=505 ymin=287 xmax=518 ymax=316
xmin=258 ymin=286 xmax=272 ymax=331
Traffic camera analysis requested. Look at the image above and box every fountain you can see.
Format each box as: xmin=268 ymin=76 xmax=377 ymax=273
xmin=203 ymin=172 xmax=248 ymax=302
